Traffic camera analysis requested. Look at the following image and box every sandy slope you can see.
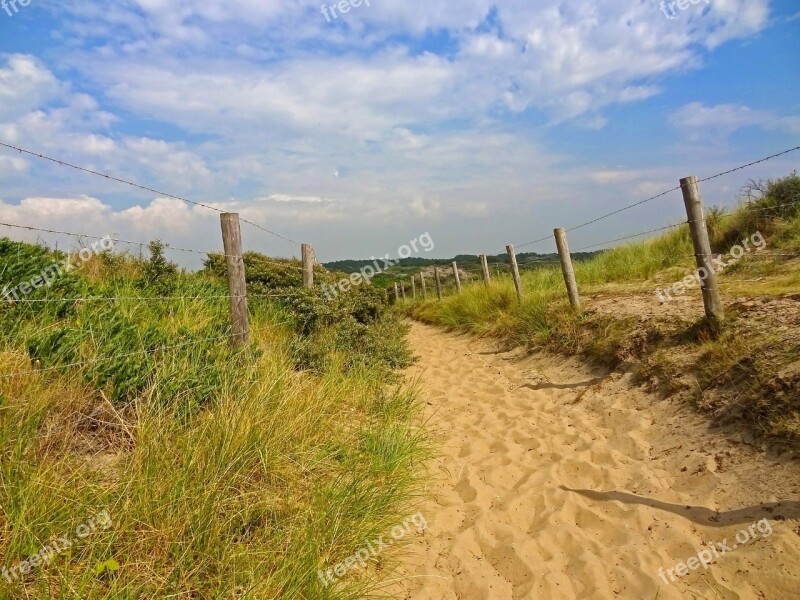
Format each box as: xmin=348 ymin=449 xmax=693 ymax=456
xmin=393 ymin=321 xmax=800 ymax=600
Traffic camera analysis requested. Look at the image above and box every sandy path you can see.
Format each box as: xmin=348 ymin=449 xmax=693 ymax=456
xmin=394 ymin=321 xmax=800 ymax=600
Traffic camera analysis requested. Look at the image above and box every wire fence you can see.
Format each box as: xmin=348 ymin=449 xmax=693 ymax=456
xmin=0 ymin=141 xmax=301 ymax=246
xmin=0 ymin=318 xmax=296 ymax=380
xmin=512 ymin=145 xmax=800 ymax=253
xmin=0 ymin=220 xmax=310 ymax=271
xmin=1 ymin=142 xmax=799 ymax=381
xmin=393 ymin=146 xmax=800 ymax=310
xmin=0 ymin=142 xmax=329 ymax=381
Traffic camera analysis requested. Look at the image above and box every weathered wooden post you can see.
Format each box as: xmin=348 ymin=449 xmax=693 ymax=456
xmin=401 ymin=283 xmax=406 ymax=301
xmin=301 ymin=243 xmax=314 ymax=289
xmin=480 ymin=255 xmax=491 ymax=284
xmin=420 ymin=272 xmax=428 ymax=299
xmin=452 ymin=261 xmax=462 ymax=293
xmin=434 ymin=267 xmax=443 ymax=300
xmin=554 ymin=228 xmax=580 ymax=309
xmin=394 ymin=282 xmax=399 ymax=302
xmin=412 ymin=275 xmax=417 ymax=299
xmin=220 ymin=213 xmax=249 ymax=346
xmin=680 ymin=176 xmax=725 ymax=325
xmin=506 ymin=244 xmax=523 ymax=302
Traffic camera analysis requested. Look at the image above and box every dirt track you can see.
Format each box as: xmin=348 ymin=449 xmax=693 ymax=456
xmin=394 ymin=321 xmax=800 ymax=600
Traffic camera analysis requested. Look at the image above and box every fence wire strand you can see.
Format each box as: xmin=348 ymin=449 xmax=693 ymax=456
xmin=0 ymin=220 xmax=308 ymax=272
xmin=0 ymin=319 xmax=295 ymax=380
xmin=512 ymin=145 xmax=800 ymax=252
xmin=1 ymin=292 xmax=315 ymax=304
xmin=0 ymin=141 xmax=301 ymax=246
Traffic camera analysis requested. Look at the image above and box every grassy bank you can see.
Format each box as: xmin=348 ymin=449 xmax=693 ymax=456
xmin=406 ymin=174 xmax=800 ymax=446
xmin=0 ymin=241 xmax=428 ymax=598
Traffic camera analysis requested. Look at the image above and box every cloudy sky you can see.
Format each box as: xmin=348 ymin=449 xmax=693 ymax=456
xmin=0 ymin=0 xmax=798 ymax=266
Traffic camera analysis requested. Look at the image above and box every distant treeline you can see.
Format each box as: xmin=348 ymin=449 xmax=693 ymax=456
xmin=324 ymin=251 xmax=601 ymax=274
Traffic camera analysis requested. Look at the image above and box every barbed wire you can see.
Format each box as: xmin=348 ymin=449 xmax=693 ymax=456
xmin=0 ymin=334 xmax=232 ymax=379
xmin=512 ymin=145 xmax=800 ymax=251
xmin=0 ymin=220 xmax=309 ymax=272
xmin=0 ymin=319 xmax=295 ymax=380
xmin=742 ymin=253 xmax=800 ymax=258
xmin=572 ymin=223 xmax=688 ymax=253
xmin=0 ymin=141 xmax=301 ymax=246
xmin=697 ymin=146 xmax=800 ymax=183
xmin=0 ymin=292 xmax=315 ymax=304
xmin=713 ymin=199 xmax=800 ymax=222
xmin=0 ymin=220 xmax=232 ymax=258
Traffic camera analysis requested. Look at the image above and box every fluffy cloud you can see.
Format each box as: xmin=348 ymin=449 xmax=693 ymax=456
xmin=0 ymin=0 xmax=792 ymax=262
xmin=671 ymin=102 xmax=800 ymax=139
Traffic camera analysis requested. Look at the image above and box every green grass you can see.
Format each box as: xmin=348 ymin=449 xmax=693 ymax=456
xmin=405 ymin=173 xmax=800 ymax=446
xmin=0 ymin=242 xmax=429 ymax=598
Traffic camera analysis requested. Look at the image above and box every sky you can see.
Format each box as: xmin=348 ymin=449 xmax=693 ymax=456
xmin=0 ymin=0 xmax=799 ymax=266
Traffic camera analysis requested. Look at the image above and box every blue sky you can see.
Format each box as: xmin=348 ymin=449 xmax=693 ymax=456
xmin=0 ymin=0 xmax=798 ymax=265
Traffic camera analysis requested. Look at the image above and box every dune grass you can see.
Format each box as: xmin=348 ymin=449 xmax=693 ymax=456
xmin=408 ymin=174 xmax=800 ymax=346
xmin=0 ymin=242 xmax=429 ymax=599
xmin=405 ymin=173 xmax=800 ymax=445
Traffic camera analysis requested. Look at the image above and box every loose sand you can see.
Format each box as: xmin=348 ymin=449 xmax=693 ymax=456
xmin=393 ymin=321 xmax=800 ymax=600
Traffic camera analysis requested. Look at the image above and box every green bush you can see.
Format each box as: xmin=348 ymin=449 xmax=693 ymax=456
xmin=204 ymin=251 xmax=413 ymax=376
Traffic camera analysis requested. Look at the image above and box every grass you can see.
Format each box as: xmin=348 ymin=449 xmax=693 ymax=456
xmin=0 ymin=242 xmax=429 ymax=598
xmin=405 ymin=173 xmax=800 ymax=446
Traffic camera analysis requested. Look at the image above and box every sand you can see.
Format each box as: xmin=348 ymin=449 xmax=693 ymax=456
xmin=393 ymin=321 xmax=800 ymax=600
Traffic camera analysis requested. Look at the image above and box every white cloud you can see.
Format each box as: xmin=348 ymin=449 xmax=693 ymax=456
xmin=0 ymin=55 xmax=62 ymax=122
xmin=0 ymin=1 xmax=790 ymax=262
xmin=264 ymin=194 xmax=333 ymax=203
xmin=671 ymin=102 xmax=800 ymax=139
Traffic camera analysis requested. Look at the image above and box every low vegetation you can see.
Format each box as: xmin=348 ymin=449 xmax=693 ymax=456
xmin=406 ymin=173 xmax=800 ymax=447
xmin=0 ymin=240 xmax=427 ymax=598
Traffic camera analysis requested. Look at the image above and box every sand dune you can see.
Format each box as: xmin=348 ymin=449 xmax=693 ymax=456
xmin=394 ymin=322 xmax=800 ymax=600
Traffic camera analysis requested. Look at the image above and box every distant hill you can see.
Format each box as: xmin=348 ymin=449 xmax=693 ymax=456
xmin=323 ymin=251 xmax=601 ymax=274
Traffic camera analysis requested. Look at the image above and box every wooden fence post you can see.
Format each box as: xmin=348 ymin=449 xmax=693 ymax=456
xmin=554 ymin=228 xmax=581 ymax=309
xmin=301 ymin=243 xmax=314 ymax=289
xmin=434 ymin=267 xmax=443 ymax=300
xmin=506 ymin=244 xmax=523 ymax=301
xmin=680 ymin=176 xmax=725 ymax=325
xmin=480 ymin=254 xmax=491 ymax=284
xmin=420 ymin=272 xmax=428 ymax=299
xmin=220 ymin=213 xmax=249 ymax=346
xmin=401 ymin=283 xmax=406 ymax=301
xmin=412 ymin=275 xmax=417 ymax=299
xmin=394 ymin=282 xmax=399 ymax=302
xmin=452 ymin=261 xmax=462 ymax=293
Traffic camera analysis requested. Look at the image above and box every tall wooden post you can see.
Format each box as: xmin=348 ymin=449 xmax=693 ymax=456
xmin=554 ymin=228 xmax=581 ymax=309
xmin=434 ymin=267 xmax=443 ymax=300
xmin=412 ymin=275 xmax=417 ymax=299
xmin=220 ymin=213 xmax=249 ymax=346
xmin=680 ymin=176 xmax=724 ymax=325
xmin=394 ymin=282 xmax=399 ymax=301
xmin=452 ymin=261 xmax=462 ymax=293
xmin=301 ymin=243 xmax=314 ymax=289
xmin=401 ymin=283 xmax=406 ymax=301
xmin=420 ymin=272 xmax=428 ymax=299
xmin=506 ymin=245 xmax=523 ymax=301
xmin=480 ymin=255 xmax=491 ymax=284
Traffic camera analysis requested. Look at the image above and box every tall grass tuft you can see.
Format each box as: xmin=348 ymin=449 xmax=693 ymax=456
xmin=0 ymin=240 xmax=429 ymax=598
